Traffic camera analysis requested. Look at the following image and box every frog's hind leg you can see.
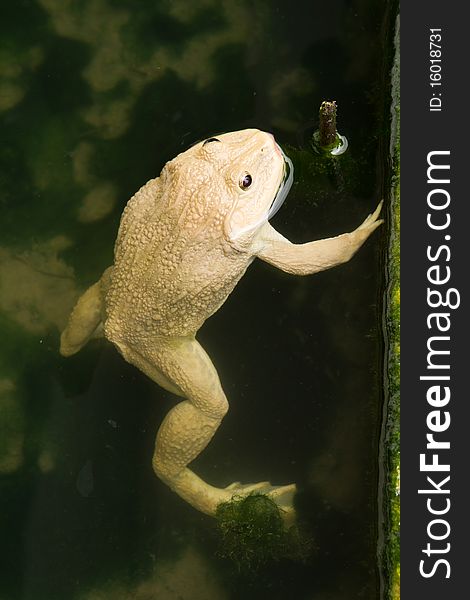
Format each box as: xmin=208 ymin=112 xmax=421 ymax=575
xmin=60 ymin=268 xmax=112 ymax=357
xmin=118 ymin=336 xmax=229 ymax=515
xmin=118 ymin=336 xmax=296 ymax=520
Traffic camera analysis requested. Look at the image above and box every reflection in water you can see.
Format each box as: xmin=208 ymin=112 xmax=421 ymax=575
xmin=37 ymin=0 xmax=290 ymax=139
xmin=0 ymin=46 xmax=44 ymax=112
xmin=0 ymin=237 xmax=78 ymax=334
xmin=77 ymin=182 xmax=117 ymax=223
xmin=76 ymin=459 xmax=94 ymax=498
xmin=79 ymin=547 xmax=227 ymax=600
xmin=0 ymin=378 xmax=24 ymax=474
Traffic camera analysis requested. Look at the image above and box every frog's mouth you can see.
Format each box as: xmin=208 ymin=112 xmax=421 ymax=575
xmin=227 ymin=144 xmax=294 ymax=243
xmin=267 ymin=146 xmax=294 ymax=221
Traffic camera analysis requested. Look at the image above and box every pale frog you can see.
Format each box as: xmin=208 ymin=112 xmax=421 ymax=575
xmin=60 ymin=129 xmax=383 ymax=520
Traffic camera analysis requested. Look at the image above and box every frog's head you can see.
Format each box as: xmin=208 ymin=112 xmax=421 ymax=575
xmin=182 ymin=129 xmax=293 ymax=250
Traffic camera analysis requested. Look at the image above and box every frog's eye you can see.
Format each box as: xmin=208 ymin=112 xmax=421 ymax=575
xmin=239 ymin=172 xmax=252 ymax=190
xmin=203 ymin=137 xmax=221 ymax=146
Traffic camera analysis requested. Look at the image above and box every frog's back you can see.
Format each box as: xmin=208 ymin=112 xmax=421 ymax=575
xmin=103 ymin=167 xmax=250 ymax=344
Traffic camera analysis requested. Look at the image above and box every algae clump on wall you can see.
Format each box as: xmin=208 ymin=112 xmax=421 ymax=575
xmin=216 ymin=493 xmax=311 ymax=570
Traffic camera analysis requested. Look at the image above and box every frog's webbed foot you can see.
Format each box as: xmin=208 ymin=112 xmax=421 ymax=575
xmin=355 ymin=200 xmax=384 ymax=233
xmin=223 ymin=481 xmax=297 ymax=524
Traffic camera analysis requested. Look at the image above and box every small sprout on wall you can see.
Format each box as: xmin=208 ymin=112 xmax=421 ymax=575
xmin=313 ymin=100 xmax=348 ymax=156
xmin=319 ymin=100 xmax=338 ymax=147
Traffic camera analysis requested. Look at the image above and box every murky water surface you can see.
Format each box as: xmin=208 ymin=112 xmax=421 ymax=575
xmin=1 ymin=1 xmax=394 ymax=598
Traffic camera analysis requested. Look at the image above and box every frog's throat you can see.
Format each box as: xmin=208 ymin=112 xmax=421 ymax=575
xmin=267 ymin=147 xmax=294 ymax=221
xmin=230 ymin=149 xmax=294 ymax=241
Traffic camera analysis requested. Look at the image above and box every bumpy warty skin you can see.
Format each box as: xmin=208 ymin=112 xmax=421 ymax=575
xmin=105 ymin=159 xmax=250 ymax=344
xmin=103 ymin=129 xmax=282 ymax=346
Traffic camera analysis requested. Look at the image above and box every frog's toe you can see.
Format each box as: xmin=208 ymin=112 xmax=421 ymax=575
xmin=222 ymin=481 xmax=297 ymax=524
xmin=223 ymin=481 xmax=279 ymax=494
xmin=224 ymin=481 xmax=242 ymax=490
xmin=266 ymin=483 xmax=297 ymax=523
xmin=267 ymin=482 xmax=296 ymax=504
xmin=358 ymin=200 xmax=384 ymax=229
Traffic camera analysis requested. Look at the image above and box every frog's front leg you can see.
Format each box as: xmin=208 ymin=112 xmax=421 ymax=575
xmin=117 ymin=336 xmax=295 ymax=518
xmin=254 ymin=201 xmax=383 ymax=275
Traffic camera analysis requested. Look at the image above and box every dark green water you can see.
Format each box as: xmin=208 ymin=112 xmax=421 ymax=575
xmin=0 ymin=1 xmax=395 ymax=598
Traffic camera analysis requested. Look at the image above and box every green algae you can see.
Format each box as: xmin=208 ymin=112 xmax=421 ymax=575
xmin=215 ymin=493 xmax=311 ymax=571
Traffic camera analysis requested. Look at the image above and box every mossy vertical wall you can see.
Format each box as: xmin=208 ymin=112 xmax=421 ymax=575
xmin=384 ymin=13 xmax=400 ymax=600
